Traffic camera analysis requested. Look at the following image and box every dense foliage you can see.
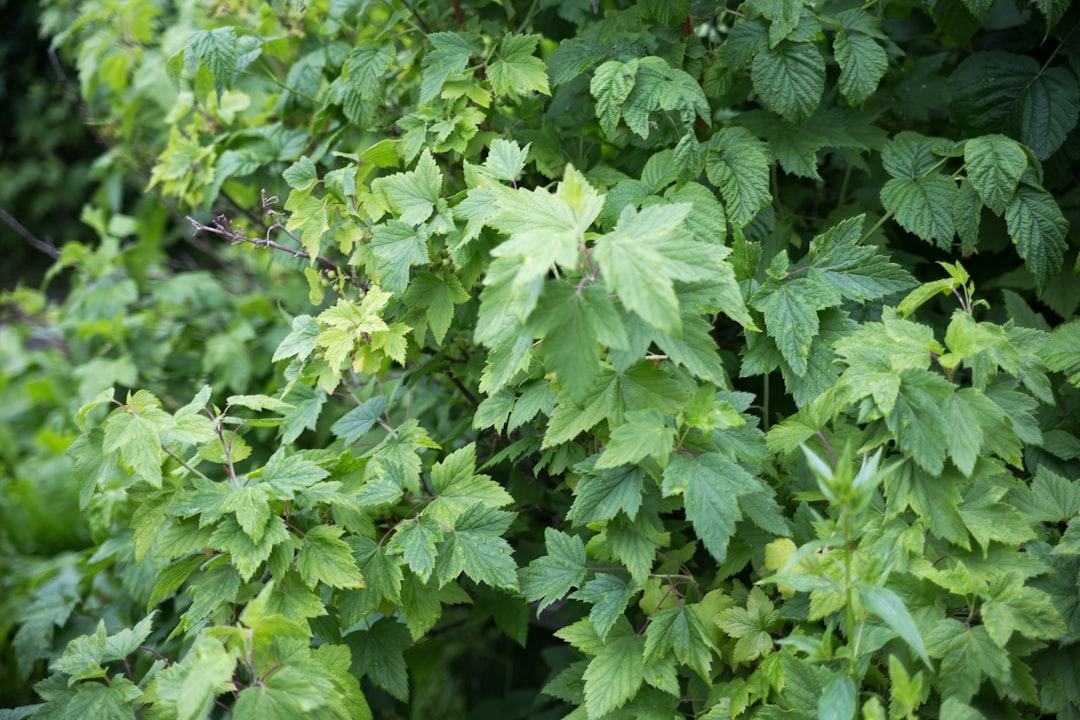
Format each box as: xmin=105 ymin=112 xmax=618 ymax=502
xmin=3 ymin=0 xmax=1080 ymax=718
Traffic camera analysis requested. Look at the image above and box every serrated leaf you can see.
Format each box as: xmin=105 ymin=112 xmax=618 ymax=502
xmin=420 ymin=32 xmax=474 ymax=103
xmin=154 ymin=635 xmax=235 ymax=720
xmin=752 ymin=40 xmax=825 ymax=122
xmin=63 ymin=677 xmax=140 ymax=720
xmin=705 ymin=127 xmax=772 ymax=227
xmin=881 ymin=175 xmax=957 ymax=248
xmin=661 ymin=453 xmax=759 ymax=563
xmin=807 ymin=215 xmax=916 ymax=301
xmin=747 ymin=0 xmax=803 ymax=46
xmin=427 ymin=443 xmax=513 ymax=524
xmin=437 ymin=504 xmax=519 ymax=591
xmin=520 ymin=528 xmax=588 ymax=613
xmin=964 ymin=134 xmax=1026 ymax=215
xmin=372 ymin=149 xmax=442 ymax=226
xmin=529 ymin=282 xmax=627 ymax=401
xmin=1005 ymin=184 xmax=1069 ymax=288
xmin=834 ymin=31 xmax=887 ymax=105
xmin=591 ymin=59 xmax=638 ymax=139
xmin=571 ymin=574 xmax=639 ymax=642
xmin=595 ymin=203 xmax=692 ymax=334
xmin=273 ymin=314 xmax=319 ymax=362
xmin=347 ymin=42 xmax=394 ymax=101
xmin=187 ymin=27 xmax=237 ymax=89
xmin=949 ymin=51 xmax=1080 ymax=160
xmin=489 ymin=34 xmax=550 ymax=99
xmin=483 ymin=139 xmax=530 ymax=181
xmin=388 ymin=516 xmax=445 ymax=584
xmin=924 ymin=619 xmax=1010 ymax=703
xmin=370 ymin=220 xmax=429 ymax=293
xmin=569 ymin=463 xmax=645 ymax=526
xmin=297 ymin=524 xmax=365 ymax=589
xmin=583 ymin=620 xmax=646 ymax=719
xmin=751 ymin=270 xmax=839 ymax=377
xmin=643 ymin=605 xmax=717 ymax=681
xmin=283 ymin=156 xmax=318 ymax=191
xmin=596 ymin=408 xmax=675 ymax=469
xmin=331 ymin=396 xmax=389 ymax=446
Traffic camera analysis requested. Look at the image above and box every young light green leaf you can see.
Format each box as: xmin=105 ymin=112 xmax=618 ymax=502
xmin=371 ymin=149 xmax=442 ymax=226
xmin=370 ymin=220 xmax=429 ymax=293
xmin=489 ymin=34 xmax=550 ymax=99
xmin=273 ymin=314 xmax=319 ymax=362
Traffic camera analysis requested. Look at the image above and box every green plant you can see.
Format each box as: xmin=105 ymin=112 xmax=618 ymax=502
xmin=4 ymin=0 xmax=1080 ymax=718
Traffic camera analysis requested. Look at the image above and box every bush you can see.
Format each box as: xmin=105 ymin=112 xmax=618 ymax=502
xmin=3 ymin=0 xmax=1079 ymax=718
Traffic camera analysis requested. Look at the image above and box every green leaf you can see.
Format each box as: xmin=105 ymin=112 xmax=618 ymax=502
xmin=297 ymin=524 xmax=365 ymax=589
xmin=819 ymin=674 xmax=857 ymax=720
xmin=283 ymin=156 xmax=318 ymax=192
xmin=583 ymin=619 xmax=646 ymax=719
xmin=705 ymin=127 xmax=772 ymax=227
xmin=643 ymin=605 xmax=717 ymax=681
xmin=857 ymin=584 xmax=930 ymax=666
xmin=571 ymin=573 xmax=639 ymax=642
xmin=886 ymin=370 xmax=952 ymax=476
xmin=331 ymin=396 xmax=390 ymax=446
xmin=284 ymin=194 xmax=329 ymax=263
xmin=595 ymin=203 xmax=692 ymax=334
xmin=1033 ymin=0 xmax=1070 ymax=27
xmin=924 ymin=619 xmax=1010 ymax=703
xmin=807 ymin=215 xmax=916 ymax=301
xmin=949 ymin=51 xmax=1080 ymax=160
xmin=184 ymin=564 xmax=242 ymax=627
xmin=222 ymin=485 xmax=273 ymax=543
xmin=746 ymin=0 xmax=803 ymax=46
xmin=150 ymin=635 xmax=235 ymax=720
xmin=347 ymin=618 xmax=411 ymax=702
xmin=187 ymin=27 xmax=237 ymax=88
xmin=262 ymin=448 xmax=330 ymax=497
xmin=596 ymin=409 xmax=674 ymax=469
xmin=370 ymin=221 xmax=429 ymax=294
xmin=569 ymin=463 xmax=645 ymax=526
xmin=1005 ymin=184 xmax=1069 ymax=288
xmin=964 ymin=134 xmax=1026 ymax=215
xmin=103 ymin=398 xmax=175 ymax=488
xmin=520 ymin=528 xmax=588 ymax=613
xmin=751 ymin=258 xmax=840 ymax=376
xmin=715 ymin=587 xmax=779 ymax=663
xmin=426 ymin=443 xmax=513 ymax=524
xmin=437 ymin=503 xmax=519 ymax=591
xmin=233 ymin=662 xmax=334 ymax=719
xmin=210 ymin=516 xmax=290 ymax=581
xmin=591 ymin=59 xmax=638 ymax=138
xmin=387 ymin=516 xmax=445 ymax=584
xmin=347 ymin=42 xmax=394 ymax=101
xmin=372 ymin=149 xmax=442 ymax=226
xmin=64 ymin=677 xmax=139 ymax=720
xmin=273 ymin=314 xmax=319 ymax=362
xmin=833 ymin=31 xmax=887 ymax=105
xmin=280 ymin=383 xmax=326 ymax=445
xmin=752 ymin=41 xmax=825 ymax=122
xmin=661 ymin=453 xmax=759 ymax=563
xmin=489 ymin=34 xmax=550 ymax=99
xmin=881 ymin=174 xmax=957 ymax=248
xmin=982 ymin=573 xmax=1067 ymax=646
xmin=528 ymin=281 xmax=627 ymax=401
xmin=420 ymin=32 xmax=474 ymax=103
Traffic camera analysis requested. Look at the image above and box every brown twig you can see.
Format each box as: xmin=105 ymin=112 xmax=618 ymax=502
xmin=0 ymin=207 xmax=60 ymax=259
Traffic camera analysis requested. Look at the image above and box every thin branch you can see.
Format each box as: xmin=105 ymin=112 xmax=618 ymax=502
xmin=0 ymin=207 xmax=60 ymax=259
xmin=185 ymin=213 xmax=346 ymax=278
